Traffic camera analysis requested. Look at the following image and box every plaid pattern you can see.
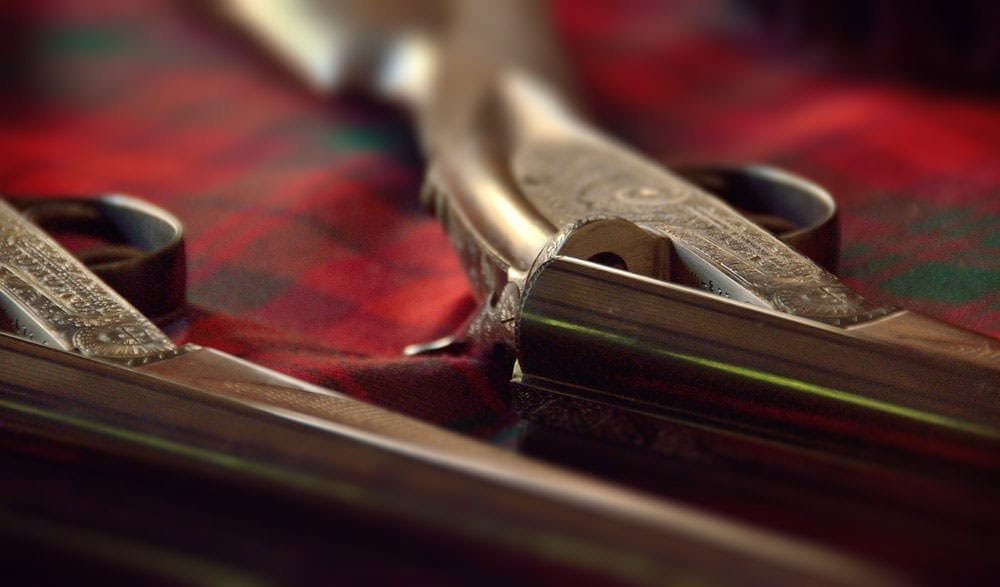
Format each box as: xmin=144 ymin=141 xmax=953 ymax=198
xmin=1 ymin=0 xmax=998 ymax=441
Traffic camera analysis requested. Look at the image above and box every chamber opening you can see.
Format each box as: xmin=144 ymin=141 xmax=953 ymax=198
xmin=587 ymin=252 xmax=628 ymax=271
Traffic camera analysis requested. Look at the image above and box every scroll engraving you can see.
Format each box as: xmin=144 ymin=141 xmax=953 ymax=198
xmin=514 ymin=141 xmax=891 ymax=324
xmin=0 ymin=199 xmax=177 ymax=364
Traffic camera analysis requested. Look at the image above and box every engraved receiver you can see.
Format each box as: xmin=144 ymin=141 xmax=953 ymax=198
xmin=217 ymin=0 xmax=1000 ymax=478
xmin=0 ymin=195 xmax=906 ymax=586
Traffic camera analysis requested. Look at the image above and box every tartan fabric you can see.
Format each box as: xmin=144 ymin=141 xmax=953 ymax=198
xmin=1 ymin=0 xmax=998 ymax=444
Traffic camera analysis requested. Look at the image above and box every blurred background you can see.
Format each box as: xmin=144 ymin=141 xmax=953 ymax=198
xmin=1 ymin=1 xmax=998 ymax=583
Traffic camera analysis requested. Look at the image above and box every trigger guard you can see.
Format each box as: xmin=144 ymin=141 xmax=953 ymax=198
xmin=673 ymin=164 xmax=839 ymax=272
xmin=7 ymin=193 xmax=186 ymax=326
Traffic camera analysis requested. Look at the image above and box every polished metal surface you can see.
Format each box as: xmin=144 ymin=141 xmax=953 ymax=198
xmin=215 ymin=0 xmax=956 ymax=336
xmin=500 ymin=74 xmax=887 ymax=325
xmin=0 ymin=187 xmax=901 ymax=585
xmin=516 ymin=256 xmax=998 ymax=467
xmin=1 ymin=2 xmax=996 ymax=580
xmin=0 ymin=198 xmax=177 ymax=364
xmin=217 ymin=0 xmax=1000 ymax=464
xmin=216 ymin=0 xmax=886 ymax=321
xmin=672 ymin=164 xmax=840 ymax=273
xmin=8 ymin=194 xmax=187 ymax=324
xmin=0 ymin=333 xmax=900 ymax=586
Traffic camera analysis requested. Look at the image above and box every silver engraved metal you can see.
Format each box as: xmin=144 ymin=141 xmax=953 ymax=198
xmin=513 ymin=141 xmax=891 ymax=325
xmin=0 ymin=199 xmax=177 ymax=364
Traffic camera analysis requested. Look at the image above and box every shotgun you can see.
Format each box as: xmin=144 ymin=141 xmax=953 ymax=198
xmin=216 ymin=0 xmax=999 ymax=492
xmin=0 ymin=198 xmax=896 ymax=585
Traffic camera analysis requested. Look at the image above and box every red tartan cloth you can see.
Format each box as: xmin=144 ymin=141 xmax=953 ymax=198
xmin=1 ymin=0 xmax=998 ymax=442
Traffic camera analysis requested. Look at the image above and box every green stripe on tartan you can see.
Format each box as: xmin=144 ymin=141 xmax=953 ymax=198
xmin=882 ymin=262 xmax=1000 ymax=303
xmin=43 ymin=27 xmax=131 ymax=56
